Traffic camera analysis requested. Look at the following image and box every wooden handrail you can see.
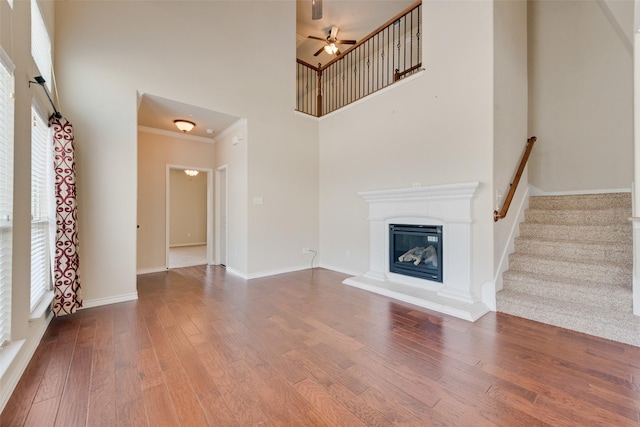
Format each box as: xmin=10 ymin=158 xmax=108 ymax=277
xmin=319 ymin=0 xmax=422 ymax=72
xmin=494 ymin=136 xmax=537 ymax=222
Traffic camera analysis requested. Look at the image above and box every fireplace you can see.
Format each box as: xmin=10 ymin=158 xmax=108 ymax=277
xmin=389 ymin=224 xmax=443 ymax=282
xmin=343 ymin=182 xmax=490 ymax=321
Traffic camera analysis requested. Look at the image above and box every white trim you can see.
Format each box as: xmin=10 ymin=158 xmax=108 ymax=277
xmin=136 ymin=267 xmax=167 ymax=275
xmin=138 ymin=126 xmax=215 ymax=144
xmin=212 ymin=118 xmax=247 ymax=144
xmin=493 ymin=186 xmax=530 ymax=293
xmin=318 ymin=263 xmax=362 ymax=277
xmin=0 ymin=312 xmax=51 ymax=412
xmin=169 ymin=242 xmax=207 ymax=248
xmin=29 ymin=290 xmax=53 ymax=321
xmin=81 ymin=292 xmax=138 ymax=309
xmin=529 ymin=185 xmax=632 ymax=196
xmin=246 ymin=265 xmax=313 ymax=280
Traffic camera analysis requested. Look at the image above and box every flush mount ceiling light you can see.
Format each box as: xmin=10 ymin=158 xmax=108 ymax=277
xmin=174 ymin=120 xmax=195 ymax=133
xmin=184 ymin=170 xmax=199 ymax=177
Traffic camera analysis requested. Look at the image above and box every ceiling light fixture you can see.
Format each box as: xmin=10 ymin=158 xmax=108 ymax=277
xmin=324 ymin=43 xmax=338 ymax=55
xmin=174 ymin=120 xmax=195 ymax=133
xmin=184 ymin=170 xmax=199 ymax=177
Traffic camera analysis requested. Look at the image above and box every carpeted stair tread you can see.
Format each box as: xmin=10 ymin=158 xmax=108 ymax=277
xmin=508 ymin=253 xmax=631 ymax=286
xmin=529 ymin=193 xmax=631 ymax=210
xmin=519 ymin=222 xmax=631 ymax=243
xmin=497 ymin=192 xmax=636 ymax=346
xmin=524 ymin=207 xmax=630 ymax=225
xmin=502 ymin=270 xmax=632 ymax=307
xmin=513 ymin=236 xmax=632 ymax=264
xmin=497 ymin=289 xmax=640 ymax=347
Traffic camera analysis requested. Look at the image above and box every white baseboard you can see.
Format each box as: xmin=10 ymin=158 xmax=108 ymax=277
xmin=246 ymin=265 xmax=313 ymax=280
xmin=318 ymin=263 xmax=362 ymax=277
xmin=529 ymin=185 xmax=631 ymax=196
xmin=169 ymin=242 xmax=206 ymax=248
xmin=82 ymin=292 xmax=138 ymax=309
xmin=136 ymin=267 xmax=167 ymax=275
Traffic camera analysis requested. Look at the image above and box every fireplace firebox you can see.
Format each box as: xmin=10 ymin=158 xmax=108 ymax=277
xmin=389 ymin=224 xmax=443 ymax=283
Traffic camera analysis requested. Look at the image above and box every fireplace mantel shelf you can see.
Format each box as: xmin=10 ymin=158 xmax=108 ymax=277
xmin=344 ymin=182 xmax=490 ymax=322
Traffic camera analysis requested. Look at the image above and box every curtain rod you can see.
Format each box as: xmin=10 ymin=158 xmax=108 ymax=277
xmin=28 ymin=76 xmax=62 ymax=119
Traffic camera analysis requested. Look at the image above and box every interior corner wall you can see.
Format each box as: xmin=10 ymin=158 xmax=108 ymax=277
xmin=214 ymin=121 xmax=249 ymax=276
xmin=137 ymin=131 xmax=216 ymax=272
xmin=528 ymin=0 xmax=633 ymax=193
xmin=493 ymin=0 xmax=528 ymax=277
xmin=318 ymin=0 xmax=495 ymax=298
xmin=55 ymin=1 xmax=319 ymax=294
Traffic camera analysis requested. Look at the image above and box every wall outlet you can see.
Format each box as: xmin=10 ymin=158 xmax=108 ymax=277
xmin=302 ymin=247 xmax=310 ymax=254
xmin=346 ymin=250 xmax=351 ymax=258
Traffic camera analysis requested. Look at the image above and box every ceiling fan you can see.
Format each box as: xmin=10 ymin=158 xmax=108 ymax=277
xmin=308 ymin=26 xmax=356 ymax=57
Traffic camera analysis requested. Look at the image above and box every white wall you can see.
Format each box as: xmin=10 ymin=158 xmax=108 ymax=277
xmin=169 ymin=169 xmax=207 ymax=247
xmin=214 ymin=120 xmax=249 ymax=276
xmin=318 ymin=0 xmax=495 ymax=299
xmin=55 ymin=1 xmax=320 ymax=294
xmin=137 ymin=130 xmax=216 ymax=272
xmin=528 ymin=0 xmax=633 ymax=192
xmin=493 ymin=0 xmax=528 ymax=279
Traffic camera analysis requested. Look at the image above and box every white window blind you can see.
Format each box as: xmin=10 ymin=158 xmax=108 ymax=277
xmin=31 ymin=106 xmax=52 ymax=311
xmin=0 ymin=49 xmax=14 ymax=346
xmin=30 ymin=0 xmax=51 ymax=89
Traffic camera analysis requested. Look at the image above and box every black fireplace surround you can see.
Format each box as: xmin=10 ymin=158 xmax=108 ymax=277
xmin=389 ymin=224 xmax=443 ymax=283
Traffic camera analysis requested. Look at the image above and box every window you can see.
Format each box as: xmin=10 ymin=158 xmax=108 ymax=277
xmin=31 ymin=0 xmax=51 ymax=89
xmin=0 ymin=49 xmax=14 ymax=345
xmin=30 ymin=106 xmax=52 ymax=311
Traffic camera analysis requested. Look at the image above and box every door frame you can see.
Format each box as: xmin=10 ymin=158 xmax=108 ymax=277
xmin=165 ymin=164 xmax=214 ymax=268
xmin=215 ymin=165 xmax=228 ymax=266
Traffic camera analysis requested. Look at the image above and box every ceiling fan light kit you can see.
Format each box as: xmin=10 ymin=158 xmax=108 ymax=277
xmin=308 ymin=25 xmax=357 ymax=57
xmin=324 ymin=43 xmax=338 ymax=55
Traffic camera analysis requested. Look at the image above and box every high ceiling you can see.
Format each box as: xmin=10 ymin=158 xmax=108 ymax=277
xmin=137 ymin=2 xmax=416 ymax=140
xmin=296 ymin=0 xmax=415 ymax=66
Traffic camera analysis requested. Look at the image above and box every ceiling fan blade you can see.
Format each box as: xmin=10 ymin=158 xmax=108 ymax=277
xmin=313 ymin=46 xmax=325 ymax=56
xmin=308 ymin=35 xmax=326 ymax=42
xmin=336 ymin=40 xmax=357 ymax=45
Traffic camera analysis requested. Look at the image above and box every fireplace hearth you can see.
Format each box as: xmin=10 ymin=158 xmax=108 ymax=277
xmin=343 ymin=182 xmax=490 ymax=321
xmin=390 ymin=224 xmax=443 ymax=282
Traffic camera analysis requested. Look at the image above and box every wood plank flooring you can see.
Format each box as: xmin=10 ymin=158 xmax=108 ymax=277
xmin=2 ymin=266 xmax=640 ymax=426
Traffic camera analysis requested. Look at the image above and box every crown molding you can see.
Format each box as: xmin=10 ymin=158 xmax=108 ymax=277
xmin=137 ymin=125 xmax=215 ymax=144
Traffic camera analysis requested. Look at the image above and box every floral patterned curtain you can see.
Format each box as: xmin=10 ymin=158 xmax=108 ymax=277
xmin=50 ymin=117 xmax=82 ymax=316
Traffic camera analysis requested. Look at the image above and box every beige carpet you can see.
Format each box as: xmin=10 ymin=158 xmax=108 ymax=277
xmin=497 ymin=193 xmax=640 ymax=347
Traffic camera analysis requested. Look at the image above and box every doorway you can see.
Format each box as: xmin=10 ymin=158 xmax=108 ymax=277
xmin=216 ymin=165 xmax=228 ymax=267
xmin=166 ymin=166 xmax=214 ymax=269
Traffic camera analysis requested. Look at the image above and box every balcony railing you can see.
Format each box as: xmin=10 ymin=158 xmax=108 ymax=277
xmin=296 ymin=1 xmax=423 ymax=117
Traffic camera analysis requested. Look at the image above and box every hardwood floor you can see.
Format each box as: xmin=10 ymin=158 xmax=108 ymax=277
xmin=2 ymin=266 xmax=640 ymax=426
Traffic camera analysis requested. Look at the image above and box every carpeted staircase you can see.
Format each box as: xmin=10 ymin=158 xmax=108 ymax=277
xmin=496 ymin=192 xmax=640 ymax=347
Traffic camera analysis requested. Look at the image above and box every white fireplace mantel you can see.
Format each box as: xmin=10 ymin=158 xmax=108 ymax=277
xmin=343 ymin=182 xmax=490 ymax=321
